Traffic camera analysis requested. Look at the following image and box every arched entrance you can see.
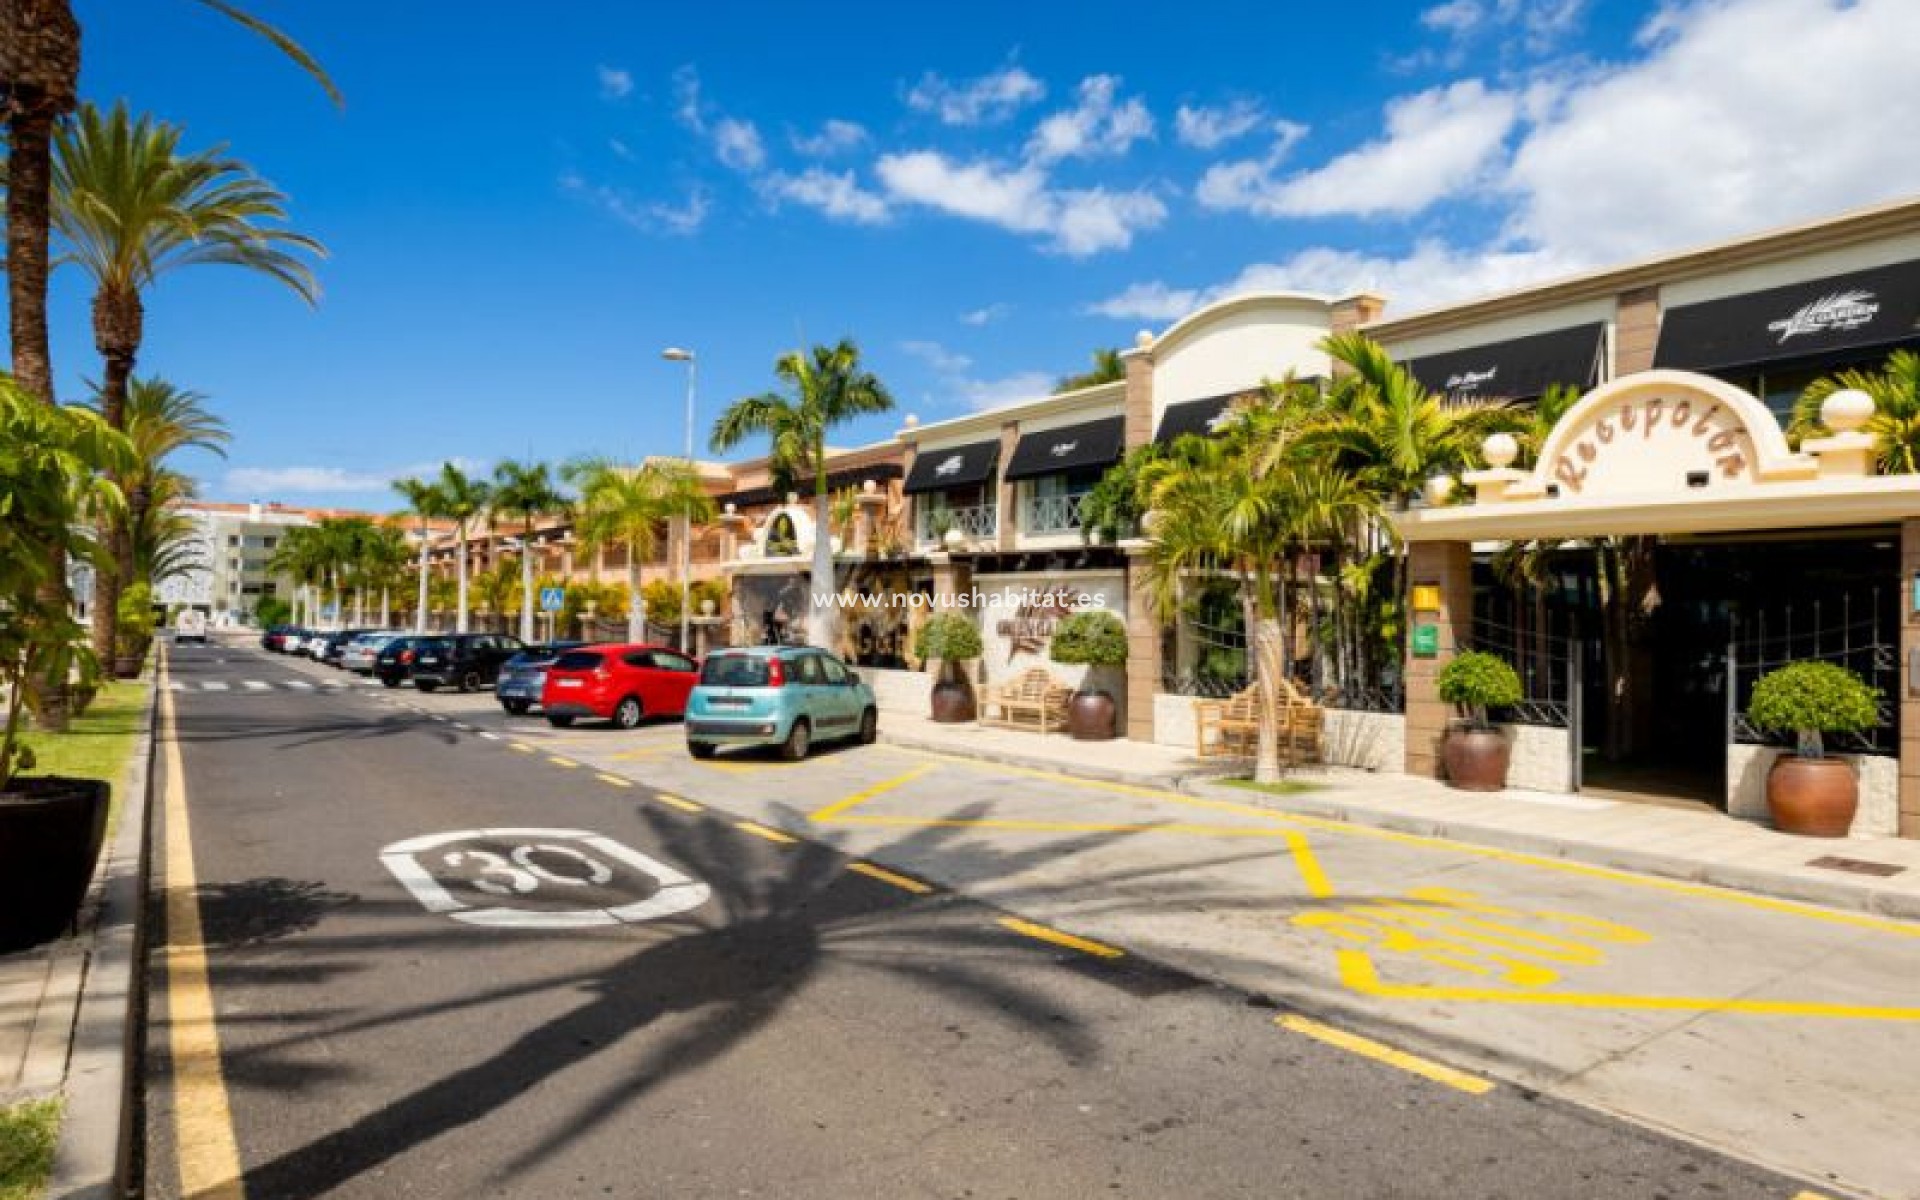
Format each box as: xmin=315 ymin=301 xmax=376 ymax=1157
xmin=1396 ymin=371 xmax=1914 ymax=834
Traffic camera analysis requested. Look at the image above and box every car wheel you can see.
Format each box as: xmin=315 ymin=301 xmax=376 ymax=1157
xmin=687 ymin=741 xmax=716 ymax=760
xmin=460 ymin=670 xmax=482 ymax=693
xmin=858 ymin=707 xmax=878 ymax=745
xmin=502 ymin=699 xmax=530 ymax=716
xmin=381 ymin=677 xmax=401 ymax=689
xmin=547 ymin=715 xmax=575 ymax=729
xmin=416 ymin=681 xmax=437 ymax=693
xmin=780 ymin=718 xmax=811 ymax=761
xmin=612 ymin=697 xmax=643 ymax=730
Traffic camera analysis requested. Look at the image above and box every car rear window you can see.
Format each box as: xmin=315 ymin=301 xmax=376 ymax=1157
xmin=552 ymin=650 xmax=604 ymax=672
xmin=699 ymin=655 xmax=770 ymax=687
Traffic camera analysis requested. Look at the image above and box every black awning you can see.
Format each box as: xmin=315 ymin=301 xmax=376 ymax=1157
xmin=1406 ymin=323 xmax=1605 ymax=403
xmin=903 ymin=438 xmax=999 ymax=494
xmin=1155 ymin=393 xmax=1239 ymax=443
xmin=715 ymin=463 xmax=902 ymax=510
xmin=1004 ymin=415 xmax=1127 ymax=480
xmin=1655 ymin=259 xmax=1920 ymax=373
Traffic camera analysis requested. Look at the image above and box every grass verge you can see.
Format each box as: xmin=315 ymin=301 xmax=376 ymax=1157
xmin=0 ymin=1098 xmax=60 ymax=1200
xmin=17 ymin=679 xmax=146 ymax=788
xmin=1220 ymin=777 xmax=1323 ymax=797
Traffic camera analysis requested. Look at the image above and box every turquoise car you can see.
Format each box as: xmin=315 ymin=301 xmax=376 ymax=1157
xmin=685 ymin=646 xmax=878 ymax=760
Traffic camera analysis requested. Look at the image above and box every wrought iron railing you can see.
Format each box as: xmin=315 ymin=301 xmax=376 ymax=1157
xmin=1023 ymin=492 xmax=1088 ymax=534
xmin=1728 ymin=591 xmax=1897 ymax=754
xmin=916 ymin=502 xmax=998 ymax=544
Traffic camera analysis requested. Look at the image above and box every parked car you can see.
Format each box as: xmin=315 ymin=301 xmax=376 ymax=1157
xmin=175 ymin=610 xmax=208 ymax=644
xmin=684 ymin=646 xmax=876 ymax=759
xmin=373 ymin=635 xmax=436 ymax=689
xmin=411 ymin=633 xmax=526 ymax=693
xmin=317 ymin=629 xmax=373 ymax=668
xmin=540 ymin=644 xmax=700 ymax=729
xmin=339 ymin=631 xmax=405 ymax=675
xmin=261 ymin=626 xmax=303 ymax=653
xmin=496 ymin=641 xmax=586 ymax=716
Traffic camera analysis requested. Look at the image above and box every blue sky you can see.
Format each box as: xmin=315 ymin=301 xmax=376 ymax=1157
xmin=55 ymin=0 xmax=1920 ymax=512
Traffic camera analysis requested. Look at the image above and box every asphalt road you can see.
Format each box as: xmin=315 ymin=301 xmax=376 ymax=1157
xmin=146 ymin=642 xmax=1813 ymax=1199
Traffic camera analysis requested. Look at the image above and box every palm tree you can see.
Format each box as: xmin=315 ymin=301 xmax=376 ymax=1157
xmin=432 ymin=463 xmax=491 ymax=634
xmin=266 ymin=524 xmax=327 ymax=628
xmin=565 ymin=459 xmax=715 ymax=643
xmin=1055 ymin=347 xmax=1125 ymax=392
xmin=362 ymin=521 xmax=412 ymax=627
xmin=53 ymin=100 xmax=324 ymax=658
xmin=710 ymin=339 xmax=894 ymax=648
xmin=491 ymin=460 xmax=570 ymax=642
xmin=392 ymin=475 xmax=448 ymax=632
xmin=1790 ymin=349 xmax=1920 ymax=474
xmin=114 ymin=376 xmax=229 ymax=595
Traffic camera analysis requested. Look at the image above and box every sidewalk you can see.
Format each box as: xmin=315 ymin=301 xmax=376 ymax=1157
xmin=878 ymin=714 xmax=1920 ymax=920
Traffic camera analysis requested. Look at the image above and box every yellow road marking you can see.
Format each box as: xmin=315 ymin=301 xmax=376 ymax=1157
xmin=547 ymin=756 xmax=580 ymax=769
xmin=159 ymin=656 xmax=248 ymax=1199
xmin=1277 ymin=1013 xmax=1494 ymax=1095
xmin=847 ymin=862 xmax=935 ymax=894
xmin=607 ymin=747 xmax=669 ymax=762
xmin=1336 ymin=949 xmax=1920 ymax=1021
xmin=736 ymin=820 xmax=799 ymax=845
xmin=595 ymin=773 xmax=633 ymax=788
xmin=997 ymin=917 xmax=1124 ymax=959
xmin=808 ymin=764 xmax=938 ymax=822
xmin=509 ymin=742 xmax=535 ymax=753
xmin=654 ymin=793 xmax=704 ymax=813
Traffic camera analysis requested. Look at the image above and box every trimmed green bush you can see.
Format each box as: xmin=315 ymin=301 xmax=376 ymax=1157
xmin=1748 ymin=660 xmax=1880 ymax=757
xmin=1437 ymin=651 xmax=1522 ymax=729
xmin=914 ymin=612 xmax=982 ymax=663
xmin=1048 ymin=610 xmax=1128 ymax=667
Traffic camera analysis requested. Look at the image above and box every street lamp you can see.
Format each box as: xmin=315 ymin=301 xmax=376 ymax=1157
xmin=662 ymin=346 xmax=696 ymax=653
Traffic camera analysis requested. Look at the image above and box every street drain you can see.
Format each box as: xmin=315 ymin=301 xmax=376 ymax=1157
xmin=1805 ymin=855 xmax=1905 ymax=878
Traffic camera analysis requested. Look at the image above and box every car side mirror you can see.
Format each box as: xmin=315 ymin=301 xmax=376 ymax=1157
xmin=846 ymin=671 xmax=860 ymax=686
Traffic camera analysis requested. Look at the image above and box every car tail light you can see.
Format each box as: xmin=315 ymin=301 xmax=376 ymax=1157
xmin=400 ymin=649 xmax=415 ymax=664
xmin=766 ymin=658 xmax=785 ymax=687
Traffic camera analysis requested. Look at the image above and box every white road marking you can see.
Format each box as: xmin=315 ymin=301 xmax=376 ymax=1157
xmin=242 ymin=681 xmax=271 ymax=691
xmin=477 ymin=732 xmax=501 ymax=741
xmin=285 ymin=680 xmax=315 ymax=691
xmin=379 ymin=829 xmax=710 ymax=929
xmin=201 ymin=681 xmax=229 ymax=692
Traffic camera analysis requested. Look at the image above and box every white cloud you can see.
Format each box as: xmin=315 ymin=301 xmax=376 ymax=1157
xmin=875 ymin=150 xmax=1166 ymax=256
xmin=763 ymin=167 xmax=890 ymax=225
xmin=905 ymin=66 xmax=1045 ymax=126
xmin=900 ymin=340 xmax=973 ymax=374
xmin=1414 ymin=0 xmax=1588 ymax=59
xmin=224 ymin=458 xmax=486 ymax=498
xmin=608 ymin=138 xmax=633 ymax=161
xmin=672 ymin=65 xmax=705 ymax=132
xmin=791 ymin=119 xmax=869 ymax=157
xmin=1192 ymin=120 xmax=1309 ymax=210
xmin=596 ymin=64 xmax=633 ymax=100
xmin=1420 ymin=0 xmax=1484 ymax=35
xmin=900 ymin=340 xmax=1053 ymax=411
xmin=648 ymin=187 xmax=710 ymax=236
xmin=712 ymin=117 xmax=765 ymax=171
xmin=1174 ymin=100 xmax=1270 ymax=150
xmin=1202 ymin=81 xmax=1517 ymax=219
xmin=1025 ymin=75 xmax=1154 ymax=163
xmin=561 ymin=172 xmax=709 ymax=236
xmin=960 ymin=303 xmax=1011 ymax=326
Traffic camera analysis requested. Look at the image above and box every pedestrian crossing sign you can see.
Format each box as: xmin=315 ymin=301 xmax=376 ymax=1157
xmin=540 ymin=587 xmax=565 ymax=612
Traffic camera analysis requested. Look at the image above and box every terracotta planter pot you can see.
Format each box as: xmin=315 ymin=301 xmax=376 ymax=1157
xmin=1067 ymin=691 xmax=1116 ymax=741
xmin=113 ymin=654 xmax=142 ymax=679
xmin=1442 ymin=727 xmax=1510 ymax=791
xmin=0 ymin=777 xmax=110 ymax=953
xmin=1765 ymin=755 xmax=1857 ymax=837
xmin=930 ymin=679 xmax=976 ymax=724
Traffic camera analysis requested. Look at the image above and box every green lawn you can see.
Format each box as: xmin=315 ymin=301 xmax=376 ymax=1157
xmin=17 ymin=680 xmax=145 ymax=788
xmin=1220 ymin=777 xmax=1323 ymax=797
xmin=0 ymin=1099 xmax=60 ymax=1200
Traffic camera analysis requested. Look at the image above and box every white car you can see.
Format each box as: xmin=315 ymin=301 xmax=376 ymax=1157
xmin=339 ymin=631 xmax=405 ymax=674
xmin=175 ymin=610 xmax=208 ymax=644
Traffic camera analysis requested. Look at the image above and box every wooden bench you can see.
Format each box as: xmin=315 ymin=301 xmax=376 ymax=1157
xmin=979 ymin=667 xmax=1074 ymax=733
xmin=1194 ymin=680 xmax=1324 ymax=764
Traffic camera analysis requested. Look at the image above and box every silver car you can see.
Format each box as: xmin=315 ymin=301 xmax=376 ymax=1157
xmin=340 ymin=631 xmax=406 ymax=674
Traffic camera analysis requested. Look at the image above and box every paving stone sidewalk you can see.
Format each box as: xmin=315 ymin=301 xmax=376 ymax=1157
xmin=878 ymin=712 xmax=1920 ymax=920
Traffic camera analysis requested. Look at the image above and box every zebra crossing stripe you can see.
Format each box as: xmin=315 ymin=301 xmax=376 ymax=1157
xmin=243 ymin=681 xmax=271 ymax=691
xmin=285 ymin=681 xmax=314 ymax=690
xmin=202 ymin=681 xmax=229 ymax=692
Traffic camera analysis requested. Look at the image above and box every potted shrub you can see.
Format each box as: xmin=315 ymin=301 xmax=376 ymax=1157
xmin=1436 ymin=650 xmax=1522 ymax=791
xmin=1049 ymin=609 xmax=1127 ymax=740
xmin=914 ymin=612 xmax=981 ymax=723
xmin=114 ymin=580 xmax=154 ymax=678
xmin=1746 ymin=660 xmax=1880 ymax=837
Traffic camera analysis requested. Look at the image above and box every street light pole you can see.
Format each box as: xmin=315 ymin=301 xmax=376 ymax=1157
xmin=662 ymin=347 xmax=696 ymax=654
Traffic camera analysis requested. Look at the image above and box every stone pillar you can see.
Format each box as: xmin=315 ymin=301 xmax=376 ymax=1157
xmin=1122 ymin=336 xmax=1155 ymax=450
xmin=930 ymin=552 xmax=972 ymax=615
xmin=1404 ymin=540 xmax=1474 ymax=780
xmin=1123 ymin=544 xmax=1159 ymax=743
xmin=1901 ymin=519 xmax=1920 ymax=837
xmin=1329 ymin=292 xmax=1386 ymax=336
xmin=997 ymin=421 xmax=1019 ymax=552
xmin=1614 ymin=286 xmax=1660 ymax=377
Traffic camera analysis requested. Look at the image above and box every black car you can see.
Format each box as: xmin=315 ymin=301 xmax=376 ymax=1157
xmin=495 ymin=641 xmax=586 ymax=716
xmin=411 ymin=633 xmax=526 ymax=693
xmin=373 ymin=635 xmax=436 ymax=689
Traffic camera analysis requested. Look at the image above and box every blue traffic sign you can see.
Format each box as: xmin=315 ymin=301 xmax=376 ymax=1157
xmin=539 ymin=586 xmax=566 ymax=612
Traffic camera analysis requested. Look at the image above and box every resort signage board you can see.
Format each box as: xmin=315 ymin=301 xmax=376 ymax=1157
xmin=1411 ymin=624 xmax=1440 ymax=658
xmin=1546 ymin=392 xmax=1755 ymax=496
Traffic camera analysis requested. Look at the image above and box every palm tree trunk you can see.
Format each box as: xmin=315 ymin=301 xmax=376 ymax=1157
xmin=87 ymin=288 xmax=143 ymax=660
xmin=380 ymin=586 xmax=390 ymax=628
xmin=456 ymin=521 xmax=471 ymax=633
xmin=626 ymin=550 xmax=644 ymax=643
xmin=808 ymin=487 xmax=838 ymax=650
xmin=414 ymin=519 xmax=430 ymax=632
xmin=519 ymin=519 xmax=535 ymax=643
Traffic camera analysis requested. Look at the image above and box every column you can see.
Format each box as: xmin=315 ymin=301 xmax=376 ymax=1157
xmin=1614 ymin=286 xmax=1661 ymax=376
xmin=1123 ymin=546 xmax=1159 ymax=742
xmin=1404 ymin=540 xmax=1474 ymax=780
xmin=1122 ymin=335 xmax=1154 ymax=450
xmin=997 ymin=421 xmax=1019 ymax=552
xmin=1901 ymin=519 xmax=1920 ymax=837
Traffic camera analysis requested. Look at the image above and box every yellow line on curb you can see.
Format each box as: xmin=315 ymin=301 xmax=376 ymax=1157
xmin=595 ymin=773 xmax=633 ymax=788
xmin=1277 ymin=1013 xmax=1494 ymax=1095
xmin=809 ymin=763 xmax=938 ymax=822
xmin=547 ymin=756 xmax=580 ymax=769
xmin=654 ymin=793 xmax=704 ymax=813
xmin=736 ymin=820 xmax=799 ymax=845
xmin=159 ymin=656 xmax=249 ymax=1199
xmin=848 ymin=862 xmax=934 ymax=894
xmin=997 ymin=917 xmax=1124 ymax=959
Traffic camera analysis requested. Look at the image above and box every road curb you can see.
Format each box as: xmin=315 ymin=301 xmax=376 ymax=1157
xmin=46 ymin=662 xmax=160 ymax=1200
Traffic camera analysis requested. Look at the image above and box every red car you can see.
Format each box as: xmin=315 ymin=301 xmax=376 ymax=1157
xmin=540 ymin=644 xmax=701 ymax=729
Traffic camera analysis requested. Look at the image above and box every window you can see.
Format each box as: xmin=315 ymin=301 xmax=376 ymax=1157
xmin=227 ymin=535 xmax=240 ymax=547
xmin=819 ymin=656 xmax=849 ymax=685
xmin=793 ymin=654 xmax=826 ymax=685
xmin=553 ymin=650 xmax=604 ymax=671
xmin=699 ymin=654 xmax=769 ymax=687
xmin=654 ymin=651 xmax=697 ymax=673
xmin=623 ymin=651 xmax=656 ymax=669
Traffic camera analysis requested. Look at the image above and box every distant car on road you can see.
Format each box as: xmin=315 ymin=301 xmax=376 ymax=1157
xmin=540 ymin=644 xmax=699 ymax=729
xmin=411 ymin=633 xmax=526 ymax=693
xmin=684 ymin=646 xmax=876 ymax=760
xmin=175 ymin=610 xmax=208 ymax=644
xmin=496 ymin=641 xmax=586 ymax=716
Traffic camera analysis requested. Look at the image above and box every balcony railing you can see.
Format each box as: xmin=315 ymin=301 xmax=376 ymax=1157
xmin=916 ymin=502 xmax=998 ymax=544
xmin=1022 ymin=492 xmax=1089 ymax=534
